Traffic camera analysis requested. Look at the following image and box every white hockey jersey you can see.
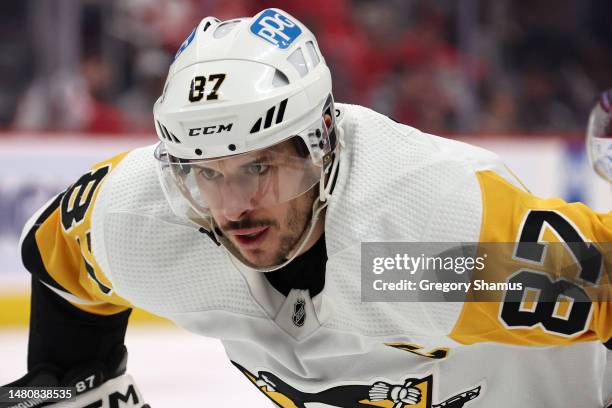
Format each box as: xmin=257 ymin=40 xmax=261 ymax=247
xmin=21 ymin=104 xmax=612 ymax=407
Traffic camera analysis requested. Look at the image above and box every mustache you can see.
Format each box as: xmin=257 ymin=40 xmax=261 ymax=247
xmin=220 ymin=217 xmax=279 ymax=232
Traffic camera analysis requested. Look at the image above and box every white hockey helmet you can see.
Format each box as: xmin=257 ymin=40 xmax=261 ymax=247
xmin=586 ymin=90 xmax=612 ymax=183
xmin=153 ymin=9 xmax=341 ymax=271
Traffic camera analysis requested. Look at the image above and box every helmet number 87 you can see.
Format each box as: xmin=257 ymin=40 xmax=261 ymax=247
xmin=189 ymin=73 xmax=226 ymax=102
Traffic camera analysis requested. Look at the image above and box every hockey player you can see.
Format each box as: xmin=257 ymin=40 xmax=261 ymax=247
xmin=3 ymin=8 xmax=611 ymax=408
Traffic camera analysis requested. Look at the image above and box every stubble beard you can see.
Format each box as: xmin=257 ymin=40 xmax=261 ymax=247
xmin=224 ymin=188 xmax=317 ymax=268
xmin=271 ymin=188 xmax=316 ymax=266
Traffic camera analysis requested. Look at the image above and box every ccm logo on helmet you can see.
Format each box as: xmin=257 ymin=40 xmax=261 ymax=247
xmin=250 ymin=9 xmax=302 ymax=49
xmin=189 ymin=123 xmax=233 ymax=136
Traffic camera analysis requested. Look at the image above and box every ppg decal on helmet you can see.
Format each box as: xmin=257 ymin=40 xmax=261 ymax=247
xmin=249 ymin=9 xmax=302 ymax=49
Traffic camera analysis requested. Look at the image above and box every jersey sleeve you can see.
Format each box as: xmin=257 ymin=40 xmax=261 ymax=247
xmin=449 ymin=170 xmax=612 ymax=348
xmin=20 ymin=151 xmax=133 ymax=315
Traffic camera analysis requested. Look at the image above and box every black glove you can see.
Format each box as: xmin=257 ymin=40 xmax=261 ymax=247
xmin=1 ymin=345 xmax=150 ymax=408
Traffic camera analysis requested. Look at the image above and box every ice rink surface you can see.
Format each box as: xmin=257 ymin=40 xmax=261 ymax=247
xmin=0 ymin=326 xmax=274 ymax=407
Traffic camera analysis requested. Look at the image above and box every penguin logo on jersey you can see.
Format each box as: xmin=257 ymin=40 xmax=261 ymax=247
xmin=293 ymin=298 xmax=306 ymax=327
xmin=232 ymin=361 xmax=482 ymax=408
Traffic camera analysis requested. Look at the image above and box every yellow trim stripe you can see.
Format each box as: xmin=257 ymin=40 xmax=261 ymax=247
xmin=0 ymin=293 xmax=171 ymax=327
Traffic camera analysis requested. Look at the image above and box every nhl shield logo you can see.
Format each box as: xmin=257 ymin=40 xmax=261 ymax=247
xmin=292 ymin=298 xmax=306 ymax=327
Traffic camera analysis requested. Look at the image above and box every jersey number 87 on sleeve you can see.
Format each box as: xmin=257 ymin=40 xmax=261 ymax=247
xmin=501 ymin=210 xmax=603 ymax=336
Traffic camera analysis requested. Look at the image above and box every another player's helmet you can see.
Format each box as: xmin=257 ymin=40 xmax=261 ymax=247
xmin=586 ymin=89 xmax=612 ymax=183
xmin=153 ymin=9 xmax=341 ymax=271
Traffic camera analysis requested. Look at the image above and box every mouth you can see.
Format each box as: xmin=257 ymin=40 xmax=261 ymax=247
xmin=228 ymin=226 xmax=270 ymax=249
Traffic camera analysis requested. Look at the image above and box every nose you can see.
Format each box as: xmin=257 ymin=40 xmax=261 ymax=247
xmin=220 ymin=181 xmax=255 ymax=221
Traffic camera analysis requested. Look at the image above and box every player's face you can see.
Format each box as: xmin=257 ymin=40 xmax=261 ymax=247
xmin=211 ymin=186 xmax=317 ymax=267
xmin=195 ymin=141 xmax=320 ymax=267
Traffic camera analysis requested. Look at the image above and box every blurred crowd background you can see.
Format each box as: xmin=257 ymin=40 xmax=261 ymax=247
xmin=1 ymin=0 xmax=611 ymax=136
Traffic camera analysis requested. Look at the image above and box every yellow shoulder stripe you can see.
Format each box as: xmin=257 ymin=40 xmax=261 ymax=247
xmin=450 ymin=170 xmax=612 ymax=346
xmin=34 ymin=152 xmax=132 ymax=315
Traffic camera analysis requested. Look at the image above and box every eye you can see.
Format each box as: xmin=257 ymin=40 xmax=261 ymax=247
xmin=197 ymin=167 xmax=222 ymax=180
xmin=246 ymin=162 xmax=270 ymax=175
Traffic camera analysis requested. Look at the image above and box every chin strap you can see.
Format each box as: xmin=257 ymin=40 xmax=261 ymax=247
xmin=279 ymin=122 xmax=345 ymax=267
xmin=319 ymin=123 xmax=344 ymax=203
